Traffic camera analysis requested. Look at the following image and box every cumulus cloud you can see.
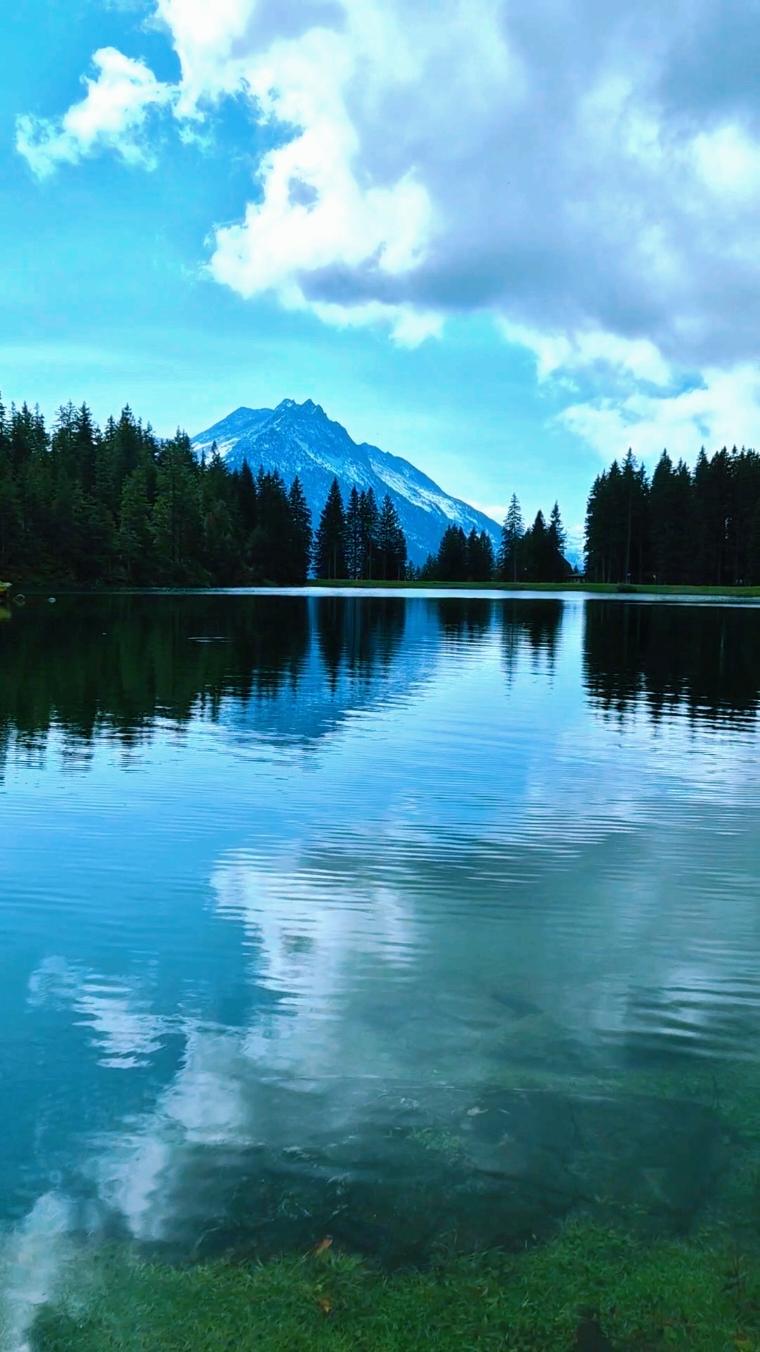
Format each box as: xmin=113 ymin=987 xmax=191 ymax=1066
xmin=15 ymin=0 xmax=760 ymax=446
xmin=562 ymin=365 xmax=760 ymax=462
xmin=16 ymin=46 xmax=173 ymax=177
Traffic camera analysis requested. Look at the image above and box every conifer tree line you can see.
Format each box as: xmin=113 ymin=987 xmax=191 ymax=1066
xmin=314 ymin=480 xmax=408 ymax=580
xmin=417 ymin=499 xmax=572 ymax=583
xmin=0 ymin=399 xmax=408 ymax=584
xmin=3 ymin=393 xmax=758 ymax=588
xmin=585 ymin=447 xmax=760 ymax=585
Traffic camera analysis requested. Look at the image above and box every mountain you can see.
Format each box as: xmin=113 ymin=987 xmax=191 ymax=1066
xmin=191 ymin=399 xmax=500 ymax=564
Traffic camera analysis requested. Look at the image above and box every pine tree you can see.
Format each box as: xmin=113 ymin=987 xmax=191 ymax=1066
xmin=524 ymin=510 xmax=553 ymax=581
xmin=547 ymin=502 xmax=570 ymax=581
xmin=376 ymin=494 xmax=407 ymax=579
xmin=249 ymin=469 xmax=291 ymax=581
xmin=237 ymin=460 xmax=258 ymax=534
xmin=151 ymin=433 xmax=202 ymax=581
xmin=436 ymin=524 xmax=468 ymax=580
xmin=345 ymin=486 xmax=363 ymax=579
xmin=466 ymin=528 xmax=494 ymax=581
xmin=358 ymin=488 xmax=379 ymax=579
xmin=620 ymin=449 xmax=649 ymax=583
xmin=314 ymin=478 xmax=347 ymax=580
xmin=119 ymin=467 xmax=154 ymax=583
xmin=498 ymin=494 xmax=524 ymax=582
xmin=286 ymin=476 xmax=312 ymax=583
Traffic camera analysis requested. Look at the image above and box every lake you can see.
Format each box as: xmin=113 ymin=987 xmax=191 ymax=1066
xmin=2 ymin=590 xmax=760 ymax=1345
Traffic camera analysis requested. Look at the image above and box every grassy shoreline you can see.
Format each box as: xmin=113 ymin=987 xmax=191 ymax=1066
xmin=28 ymin=1223 xmax=760 ymax=1350
xmin=309 ymin=579 xmax=760 ymax=597
xmin=8 ymin=579 xmax=760 ymax=599
xmin=23 ymin=1058 xmax=760 ymax=1350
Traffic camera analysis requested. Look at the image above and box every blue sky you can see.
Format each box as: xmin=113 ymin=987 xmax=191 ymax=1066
xmin=3 ymin=0 xmax=759 ymax=538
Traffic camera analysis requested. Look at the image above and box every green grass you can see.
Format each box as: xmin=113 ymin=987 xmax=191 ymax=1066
xmin=24 ymin=1064 xmax=760 ymax=1350
xmin=309 ymin=579 xmax=760 ymax=597
xmin=11 ymin=579 xmax=760 ymax=597
xmin=28 ymin=1223 xmax=760 ymax=1351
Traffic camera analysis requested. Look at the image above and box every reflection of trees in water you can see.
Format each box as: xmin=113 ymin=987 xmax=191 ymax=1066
xmin=315 ymin=597 xmax=406 ymax=691
xmin=0 ymin=596 xmax=310 ymax=756
xmin=433 ymin=598 xmax=493 ymax=641
xmin=0 ymin=595 xmax=413 ymax=771
xmin=583 ymin=603 xmax=760 ymax=725
xmin=498 ymin=600 xmax=564 ymax=686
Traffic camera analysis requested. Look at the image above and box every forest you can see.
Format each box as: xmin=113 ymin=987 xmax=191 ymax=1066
xmin=0 ymin=399 xmax=407 ymax=585
xmin=418 ymin=498 xmax=572 ymax=584
xmin=1 ymin=395 xmax=758 ymax=587
xmin=585 ymin=447 xmax=760 ymax=585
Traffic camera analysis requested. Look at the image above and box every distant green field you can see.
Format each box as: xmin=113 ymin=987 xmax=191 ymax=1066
xmin=311 ymin=579 xmax=760 ymax=597
xmin=10 ymin=579 xmax=760 ymax=599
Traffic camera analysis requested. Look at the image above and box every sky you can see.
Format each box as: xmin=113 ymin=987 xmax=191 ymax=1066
xmin=2 ymin=0 xmax=760 ymax=539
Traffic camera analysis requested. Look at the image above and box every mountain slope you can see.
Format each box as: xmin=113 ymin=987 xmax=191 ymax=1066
xmin=192 ymin=399 xmax=500 ymax=563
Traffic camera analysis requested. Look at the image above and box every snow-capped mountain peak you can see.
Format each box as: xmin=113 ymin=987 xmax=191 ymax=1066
xmin=192 ymin=399 xmax=500 ymax=563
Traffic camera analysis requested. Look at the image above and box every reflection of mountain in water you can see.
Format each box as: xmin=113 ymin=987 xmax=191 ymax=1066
xmin=584 ymin=602 xmax=760 ymax=725
xmin=3 ymin=596 xmax=759 ymax=776
xmin=0 ymin=595 xmax=572 ymax=771
xmin=0 ymin=596 xmax=415 ymax=770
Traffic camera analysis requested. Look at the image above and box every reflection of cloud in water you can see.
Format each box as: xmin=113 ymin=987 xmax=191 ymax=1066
xmin=4 ymin=766 xmax=759 ymax=1335
xmin=214 ymin=853 xmax=415 ymax=995
xmin=28 ymin=957 xmax=171 ymax=1069
xmin=0 ymin=1193 xmax=74 ymax=1352
xmin=96 ymin=1031 xmax=258 ymax=1244
xmin=12 ymin=853 xmax=419 ymax=1262
xmin=4 ymin=599 xmax=760 ymax=1332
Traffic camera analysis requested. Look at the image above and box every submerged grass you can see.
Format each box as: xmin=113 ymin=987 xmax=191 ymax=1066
xmin=27 ymin=1060 xmax=760 ymax=1349
xmin=29 ymin=1223 xmax=760 ymax=1351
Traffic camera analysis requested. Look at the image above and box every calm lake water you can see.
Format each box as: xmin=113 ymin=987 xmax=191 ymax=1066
xmin=2 ymin=590 xmax=760 ymax=1341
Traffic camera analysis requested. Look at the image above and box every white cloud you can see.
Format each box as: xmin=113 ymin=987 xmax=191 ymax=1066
xmin=561 ymin=364 xmax=760 ymax=462
xmin=14 ymin=0 xmax=760 ymax=447
xmin=692 ymin=123 xmax=760 ymax=199
xmin=206 ymin=22 xmax=436 ymax=341
xmin=152 ymin=0 xmax=259 ymax=113
xmin=499 ymin=321 xmax=672 ymax=387
xmin=16 ymin=47 xmax=173 ymax=177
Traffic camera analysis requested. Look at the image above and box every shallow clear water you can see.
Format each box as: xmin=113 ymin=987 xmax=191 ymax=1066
xmin=2 ymin=591 xmax=760 ymax=1337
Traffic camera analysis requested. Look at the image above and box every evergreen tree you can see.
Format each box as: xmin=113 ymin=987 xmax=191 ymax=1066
xmin=466 ymin=528 xmax=494 ymax=581
xmin=314 ymin=478 xmax=347 ymax=579
xmin=150 ymin=433 xmax=202 ymax=581
xmin=376 ymin=494 xmax=407 ymax=579
xmin=286 ymin=476 xmax=312 ymax=583
xmin=358 ymin=488 xmax=379 ymax=579
xmin=436 ymin=524 xmax=468 ymax=579
xmin=524 ymin=510 xmax=553 ymax=581
xmin=345 ymin=486 xmax=363 ymax=579
xmin=119 ymin=467 xmax=154 ymax=583
xmin=249 ymin=469 xmax=291 ymax=581
xmin=650 ymin=451 xmax=691 ymax=584
xmin=237 ymin=460 xmax=258 ymax=534
xmin=546 ymin=502 xmax=571 ymax=581
xmin=498 ymin=494 xmax=524 ymax=582
xmin=620 ymin=450 xmax=649 ymax=583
